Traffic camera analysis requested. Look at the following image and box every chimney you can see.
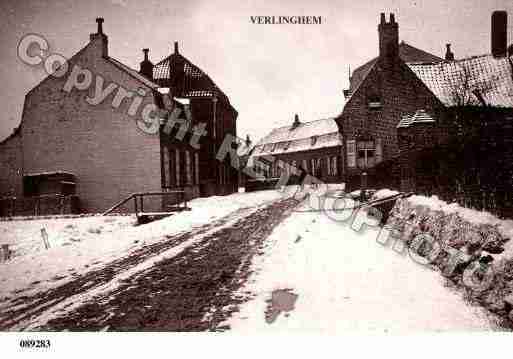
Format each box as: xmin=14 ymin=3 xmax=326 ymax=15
xmin=292 ymin=114 xmax=301 ymax=128
xmin=245 ymin=135 xmax=252 ymax=147
xmin=139 ymin=48 xmax=154 ymax=81
xmin=174 ymin=41 xmax=179 ymax=54
xmin=445 ymin=44 xmax=455 ymax=61
xmin=491 ymin=11 xmax=507 ymax=57
xmin=89 ymin=17 xmax=108 ymax=57
xmin=378 ymin=13 xmax=399 ymax=66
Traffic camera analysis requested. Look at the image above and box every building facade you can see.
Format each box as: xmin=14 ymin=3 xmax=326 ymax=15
xmin=247 ymin=115 xmax=343 ymax=188
xmin=0 ymin=18 xmax=238 ymax=215
xmin=336 ymin=13 xmax=445 ymax=189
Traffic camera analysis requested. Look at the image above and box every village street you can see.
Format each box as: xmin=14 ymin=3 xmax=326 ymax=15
xmin=0 ymin=189 xmax=499 ymax=331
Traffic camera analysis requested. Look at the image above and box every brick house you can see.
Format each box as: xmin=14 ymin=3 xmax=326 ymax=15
xmin=151 ymin=42 xmax=239 ymax=196
xmin=396 ymin=11 xmax=513 ymax=216
xmin=0 ymin=18 xmax=238 ymax=215
xmin=247 ymin=115 xmax=343 ymax=188
xmin=336 ymin=13 xmax=445 ymax=189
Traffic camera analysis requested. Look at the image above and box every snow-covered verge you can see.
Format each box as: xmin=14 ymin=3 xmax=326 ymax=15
xmin=0 ymin=216 xmax=136 ymax=260
xmin=223 ymin=199 xmax=496 ymax=332
xmin=387 ymin=194 xmax=513 ymax=326
xmin=0 ymin=190 xmax=286 ymax=303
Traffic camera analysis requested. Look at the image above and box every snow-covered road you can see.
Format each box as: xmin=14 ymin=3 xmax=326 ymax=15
xmin=226 ymin=200 xmax=498 ymax=332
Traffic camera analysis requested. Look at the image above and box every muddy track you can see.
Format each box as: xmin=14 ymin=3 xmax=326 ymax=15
xmin=39 ymin=197 xmax=299 ymax=331
xmin=0 ymin=202 xmax=275 ymax=330
xmin=2 ymin=197 xmax=299 ymax=331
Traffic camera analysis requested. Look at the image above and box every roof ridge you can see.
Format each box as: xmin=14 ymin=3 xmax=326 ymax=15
xmin=270 ymin=117 xmax=338 ymax=130
xmin=107 ymin=56 xmax=159 ymax=88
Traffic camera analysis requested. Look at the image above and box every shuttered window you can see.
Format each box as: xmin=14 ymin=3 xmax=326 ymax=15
xmin=185 ymin=150 xmax=192 ymax=185
xmin=194 ymin=153 xmax=199 ymax=184
xmin=347 ymin=140 xmax=356 ymax=168
xmin=163 ymin=148 xmax=171 ymax=187
xmin=175 ymin=149 xmax=180 ymax=186
xmin=375 ymin=138 xmax=383 ymax=164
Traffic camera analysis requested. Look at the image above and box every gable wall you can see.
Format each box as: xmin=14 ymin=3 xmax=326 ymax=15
xmin=21 ymin=40 xmax=162 ymax=213
xmin=337 ymin=59 xmax=444 ymax=176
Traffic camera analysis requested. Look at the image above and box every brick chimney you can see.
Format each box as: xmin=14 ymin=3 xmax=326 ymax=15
xmin=378 ymin=13 xmax=399 ymax=66
xmin=139 ymin=48 xmax=154 ymax=80
xmin=491 ymin=11 xmax=507 ymax=57
xmin=89 ymin=17 xmax=108 ymax=58
xmin=445 ymin=44 xmax=455 ymax=61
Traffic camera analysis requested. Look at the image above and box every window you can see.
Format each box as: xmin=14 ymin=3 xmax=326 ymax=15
xmin=311 ymin=136 xmax=318 ymax=146
xmin=357 ymin=141 xmax=375 ymax=168
xmin=332 ymin=156 xmax=338 ymax=175
xmin=327 ymin=156 xmax=332 ymax=175
xmin=368 ymin=95 xmax=382 ymax=110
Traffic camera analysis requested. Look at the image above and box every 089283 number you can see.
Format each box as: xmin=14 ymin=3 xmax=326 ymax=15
xmin=19 ymin=339 xmax=51 ymax=349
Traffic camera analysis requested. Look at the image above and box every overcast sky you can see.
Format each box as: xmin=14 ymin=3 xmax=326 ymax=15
xmin=1 ymin=0 xmax=512 ymax=142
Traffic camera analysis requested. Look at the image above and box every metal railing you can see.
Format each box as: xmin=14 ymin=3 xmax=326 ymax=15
xmin=102 ymin=191 xmax=188 ymax=217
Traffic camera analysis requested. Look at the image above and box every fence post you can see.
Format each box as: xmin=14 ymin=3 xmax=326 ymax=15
xmin=41 ymin=228 xmax=50 ymax=249
xmin=2 ymin=244 xmax=11 ymax=261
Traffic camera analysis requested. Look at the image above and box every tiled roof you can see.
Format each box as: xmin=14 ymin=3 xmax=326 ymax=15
xmin=153 ymin=53 xmax=229 ymax=103
xmin=106 ymin=57 xmax=160 ymax=89
xmin=348 ymin=42 xmax=443 ymax=94
xmin=397 ymin=109 xmax=436 ymax=128
xmin=407 ymin=54 xmax=513 ymax=108
xmin=251 ymin=118 xmax=342 ymax=157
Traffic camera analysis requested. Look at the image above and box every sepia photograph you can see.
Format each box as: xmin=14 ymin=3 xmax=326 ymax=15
xmin=0 ymin=0 xmax=512 ymax=357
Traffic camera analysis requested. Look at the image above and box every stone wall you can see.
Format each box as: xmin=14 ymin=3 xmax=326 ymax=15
xmin=386 ymin=196 xmax=513 ymax=327
xmin=0 ymin=195 xmax=80 ymax=217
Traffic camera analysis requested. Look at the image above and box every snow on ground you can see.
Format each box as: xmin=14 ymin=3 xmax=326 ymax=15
xmin=0 ymin=216 xmax=135 ymax=260
xmin=0 ymin=190 xmax=285 ymax=302
xmin=225 ymin=200 xmax=496 ymax=332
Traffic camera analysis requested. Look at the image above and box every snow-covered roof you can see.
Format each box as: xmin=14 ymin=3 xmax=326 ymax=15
xmin=397 ymin=109 xmax=436 ymax=128
xmin=251 ymin=118 xmax=342 ymax=157
xmin=347 ymin=42 xmax=443 ymax=97
xmin=407 ymin=54 xmax=513 ymax=108
xmin=24 ymin=171 xmax=75 ymax=177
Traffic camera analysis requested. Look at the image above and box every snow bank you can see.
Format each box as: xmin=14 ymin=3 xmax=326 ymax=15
xmin=372 ymin=189 xmax=400 ymax=200
xmin=406 ymin=195 xmax=513 ymax=260
xmin=386 ymin=194 xmax=513 ymax=326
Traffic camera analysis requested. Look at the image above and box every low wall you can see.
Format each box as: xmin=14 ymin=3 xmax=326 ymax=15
xmin=0 ymin=195 xmax=80 ymax=217
xmin=385 ymin=196 xmax=513 ymax=328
